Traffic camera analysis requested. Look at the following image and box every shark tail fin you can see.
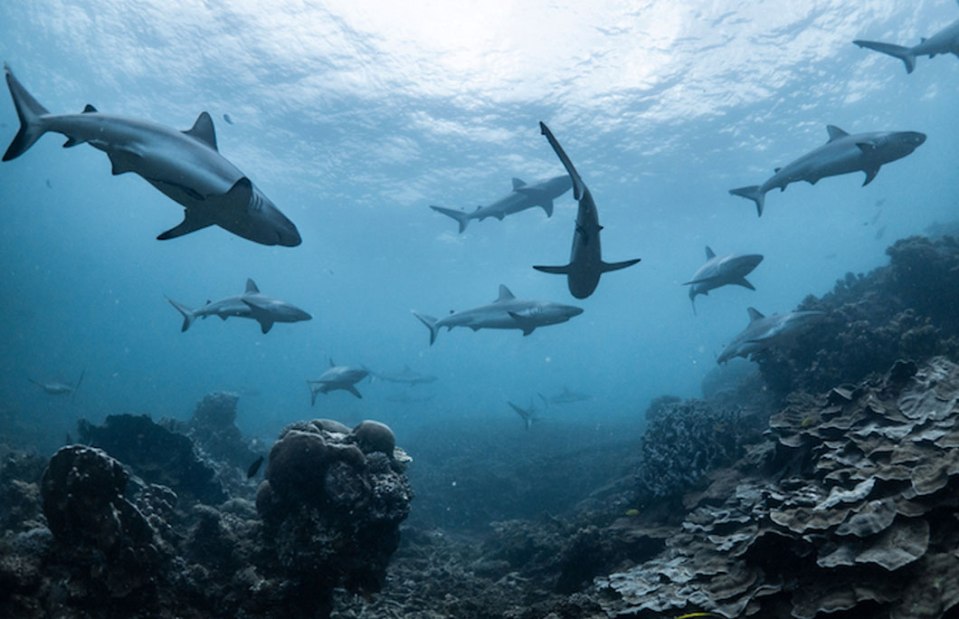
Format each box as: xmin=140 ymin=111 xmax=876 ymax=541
xmin=729 ymin=185 xmax=766 ymax=217
xmin=3 ymin=64 xmax=51 ymax=161
xmin=429 ymin=205 xmax=471 ymax=233
xmin=601 ymin=258 xmax=642 ymax=273
xmin=412 ymin=311 xmax=440 ymax=346
xmin=167 ymin=297 xmax=196 ymax=332
xmin=853 ymin=40 xmax=917 ymax=74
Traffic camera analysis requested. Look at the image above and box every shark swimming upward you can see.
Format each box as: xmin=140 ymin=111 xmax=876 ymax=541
xmin=1 ymin=64 xmax=301 ymax=246
xmin=430 ymin=175 xmax=571 ymax=233
xmin=729 ymin=125 xmax=925 ymax=216
xmin=717 ymin=307 xmax=826 ymax=364
xmin=533 ymin=122 xmax=641 ymax=299
xmin=854 ymin=8 xmax=959 ymax=74
xmin=412 ymin=284 xmax=583 ymax=345
xmin=683 ymin=246 xmax=764 ymax=313
xmin=167 ymin=279 xmax=311 ymax=334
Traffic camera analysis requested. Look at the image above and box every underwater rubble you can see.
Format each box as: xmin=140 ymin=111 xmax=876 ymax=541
xmin=0 ymin=398 xmax=412 ymax=619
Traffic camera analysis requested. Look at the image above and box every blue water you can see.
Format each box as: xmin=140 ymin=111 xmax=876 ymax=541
xmin=1 ymin=1 xmax=957 ymax=451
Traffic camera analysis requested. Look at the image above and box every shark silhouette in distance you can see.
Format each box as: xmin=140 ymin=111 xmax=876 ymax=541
xmin=717 ymin=307 xmax=827 ymax=364
xmin=854 ymin=6 xmax=959 ymax=74
xmin=508 ymin=401 xmax=539 ymax=431
xmin=430 ymin=175 xmax=572 ymax=233
xmin=729 ymin=125 xmax=926 ymax=216
xmin=167 ymin=279 xmax=311 ymax=334
xmin=28 ymin=369 xmax=85 ymax=400
xmin=1 ymin=64 xmax=301 ymax=246
xmin=538 ymin=387 xmax=591 ymax=407
xmin=412 ymin=284 xmax=583 ymax=345
xmin=308 ymin=361 xmax=370 ymax=403
xmin=369 ymin=365 xmax=438 ymax=386
xmin=533 ymin=122 xmax=641 ymax=299
xmin=683 ymin=246 xmax=764 ymax=313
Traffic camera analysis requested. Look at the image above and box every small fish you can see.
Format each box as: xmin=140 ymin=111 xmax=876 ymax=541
xmin=246 ymin=455 xmax=264 ymax=479
xmin=624 ymin=508 xmax=640 ymax=517
xmin=223 ymin=113 xmax=234 ymax=125
xmin=674 ymin=613 xmax=723 ymax=619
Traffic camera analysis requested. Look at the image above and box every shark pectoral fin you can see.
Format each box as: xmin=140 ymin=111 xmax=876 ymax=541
xmin=62 ymin=137 xmax=85 ymax=148
xmin=862 ymin=166 xmax=880 ymax=186
xmin=533 ymin=264 xmax=571 ymax=275
xmin=601 ymin=258 xmax=642 ymax=273
xmin=107 ymin=150 xmax=143 ymax=176
xmin=735 ymin=277 xmax=756 ymax=290
xmin=346 ymin=385 xmax=363 ymax=399
xmin=157 ymin=211 xmax=215 ymax=241
xmin=508 ymin=311 xmax=535 ymax=336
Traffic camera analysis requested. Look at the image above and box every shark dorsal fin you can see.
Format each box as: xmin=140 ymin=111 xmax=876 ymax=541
xmin=826 ymin=125 xmax=849 ymax=142
xmin=184 ymin=112 xmax=218 ymax=151
xmin=82 ymin=104 xmax=97 ymax=113
xmin=511 ymin=177 xmax=527 ymax=191
xmin=705 ymin=246 xmax=716 ymax=259
xmin=496 ymin=285 xmax=516 ymax=303
xmin=747 ymin=307 xmax=765 ymax=322
xmin=245 ymin=278 xmax=260 ymax=294
xmin=774 ymin=167 xmax=782 ymax=173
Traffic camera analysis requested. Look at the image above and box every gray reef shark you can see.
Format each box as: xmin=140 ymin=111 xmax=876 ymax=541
xmin=717 ymin=307 xmax=826 ymax=364
xmin=430 ymin=175 xmax=571 ymax=233
xmin=167 ymin=278 xmax=311 ymax=334
xmin=854 ymin=8 xmax=959 ymax=74
xmin=308 ymin=361 xmax=370 ymax=403
xmin=28 ymin=369 xmax=85 ymax=400
xmin=538 ymin=387 xmax=591 ymax=407
xmin=369 ymin=365 xmax=437 ymax=386
xmin=533 ymin=122 xmax=641 ymax=299
xmin=508 ymin=401 xmax=539 ymax=431
xmin=730 ymin=125 xmax=925 ymax=216
xmin=683 ymin=246 xmax=764 ymax=313
xmin=412 ymin=284 xmax=583 ymax=345
xmin=2 ymin=64 xmax=300 ymax=246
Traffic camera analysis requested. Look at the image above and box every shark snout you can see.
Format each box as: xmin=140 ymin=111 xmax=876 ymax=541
xmin=565 ymin=306 xmax=585 ymax=318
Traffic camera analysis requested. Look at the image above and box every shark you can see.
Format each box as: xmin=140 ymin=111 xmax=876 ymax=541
xmin=308 ymin=361 xmax=370 ymax=403
xmin=369 ymin=365 xmax=438 ymax=386
xmin=430 ymin=175 xmax=571 ymax=233
xmin=854 ymin=7 xmax=959 ymax=74
xmin=1 ymin=64 xmax=301 ymax=246
xmin=717 ymin=307 xmax=826 ymax=364
xmin=28 ymin=369 xmax=85 ymax=400
xmin=533 ymin=122 xmax=641 ymax=299
xmin=508 ymin=401 xmax=539 ymax=431
xmin=412 ymin=284 xmax=583 ymax=345
xmin=167 ymin=278 xmax=311 ymax=334
xmin=683 ymin=246 xmax=764 ymax=313
xmin=538 ymin=387 xmax=591 ymax=407
xmin=729 ymin=125 xmax=926 ymax=216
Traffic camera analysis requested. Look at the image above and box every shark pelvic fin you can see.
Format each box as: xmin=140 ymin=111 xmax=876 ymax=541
xmin=183 ymin=111 xmax=218 ymax=151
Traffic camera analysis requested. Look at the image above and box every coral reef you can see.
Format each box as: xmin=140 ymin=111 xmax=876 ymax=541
xmin=598 ymin=357 xmax=959 ymax=618
xmin=187 ymin=391 xmax=261 ymax=469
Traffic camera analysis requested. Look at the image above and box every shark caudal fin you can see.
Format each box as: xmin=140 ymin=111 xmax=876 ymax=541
xmin=853 ymin=40 xmax=917 ymax=74
xmin=729 ymin=185 xmax=766 ymax=217
xmin=3 ymin=64 xmax=51 ymax=161
xmin=166 ymin=297 xmax=196 ymax=332
xmin=412 ymin=311 xmax=440 ymax=345
xmin=429 ymin=206 xmax=471 ymax=233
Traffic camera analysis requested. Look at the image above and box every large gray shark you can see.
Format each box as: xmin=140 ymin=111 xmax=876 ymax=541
xmin=683 ymin=246 xmax=764 ymax=313
xmin=854 ymin=8 xmax=959 ymax=74
xmin=308 ymin=361 xmax=370 ymax=403
xmin=167 ymin=278 xmax=311 ymax=334
xmin=28 ymin=369 xmax=85 ymax=400
xmin=729 ymin=125 xmax=925 ymax=216
xmin=533 ymin=122 xmax=641 ymax=299
xmin=369 ymin=365 xmax=437 ymax=386
xmin=412 ymin=284 xmax=583 ymax=345
xmin=430 ymin=175 xmax=571 ymax=233
xmin=538 ymin=387 xmax=591 ymax=407
xmin=717 ymin=307 xmax=826 ymax=364
xmin=2 ymin=64 xmax=300 ymax=246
